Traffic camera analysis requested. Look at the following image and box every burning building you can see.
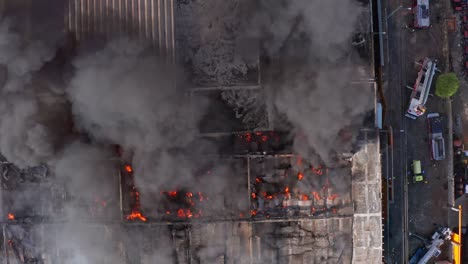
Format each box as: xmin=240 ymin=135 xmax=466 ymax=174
xmin=0 ymin=0 xmax=382 ymax=263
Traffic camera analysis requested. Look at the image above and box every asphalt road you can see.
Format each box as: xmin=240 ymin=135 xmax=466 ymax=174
xmin=383 ymin=0 xmax=451 ymax=263
xmin=383 ymin=0 xmax=408 ymax=261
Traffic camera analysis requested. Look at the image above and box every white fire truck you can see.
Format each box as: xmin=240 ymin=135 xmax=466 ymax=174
xmin=405 ymin=58 xmax=437 ymax=120
xmin=412 ymin=0 xmax=430 ymax=29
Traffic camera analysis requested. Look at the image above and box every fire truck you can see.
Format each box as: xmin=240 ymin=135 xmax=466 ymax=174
xmin=409 ymin=227 xmax=452 ymax=264
xmin=412 ymin=0 xmax=430 ymax=29
xmin=405 ymin=58 xmax=437 ymax=120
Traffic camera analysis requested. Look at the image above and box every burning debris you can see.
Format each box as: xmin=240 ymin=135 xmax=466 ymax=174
xmin=160 ymin=190 xmax=206 ymax=219
xmin=249 ymin=156 xmax=348 ymax=219
xmin=122 ymin=164 xmax=147 ymax=222
xmin=0 ymin=0 xmax=380 ymax=262
xmin=7 ymin=213 xmax=14 ymax=221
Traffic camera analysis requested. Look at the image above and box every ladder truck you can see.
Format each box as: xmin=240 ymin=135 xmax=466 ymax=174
xmin=405 ymin=58 xmax=438 ymax=120
xmin=410 ymin=227 xmax=452 ymax=264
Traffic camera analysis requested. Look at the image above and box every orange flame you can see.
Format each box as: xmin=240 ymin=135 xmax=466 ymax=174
xmin=296 ymin=156 xmax=303 ymax=167
xmin=177 ymin=208 xmax=195 ymax=218
xmin=7 ymin=213 xmax=14 ymax=220
xmin=266 ymin=195 xmax=273 ymax=200
xmin=251 ymin=210 xmax=257 ymax=216
xmin=168 ymin=191 xmax=177 ymax=198
xmin=301 ymin=195 xmax=309 ymax=201
xmin=312 ymin=191 xmax=321 ymax=200
xmin=284 ymin=186 xmax=290 ymax=193
xmin=251 ymin=192 xmax=257 ymax=199
xmin=328 ymin=194 xmax=340 ymax=200
xmin=186 ymin=192 xmax=193 ymax=198
xmin=297 ymin=172 xmax=304 ymax=181
xmin=126 ymin=211 xmax=147 ymax=222
xmin=124 ymin=165 xmax=133 ymax=173
xmin=186 ymin=209 xmax=193 ymax=218
xmin=177 ymin=209 xmax=185 ymax=218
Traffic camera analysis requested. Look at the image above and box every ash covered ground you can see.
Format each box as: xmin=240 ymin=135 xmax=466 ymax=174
xmin=0 ymin=0 xmax=380 ymax=263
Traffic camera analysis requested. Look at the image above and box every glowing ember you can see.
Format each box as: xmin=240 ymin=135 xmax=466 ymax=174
xmin=284 ymin=186 xmax=290 ymax=193
xmin=198 ymin=192 xmax=204 ymax=201
xmin=124 ymin=165 xmax=133 ymax=173
xmin=296 ymin=156 xmax=303 ymax=167
xmin=251 ymin=193 xmax=257 ymax=199
xmin=177 ymin=209 xmax=185 ymax=218
xmin=328 ymin=194 xmax=340 ymax=200
xmin=7 ymin=213 xmax=14 ymax=220
xmin=312 ymin=191 xmax=321 ymax=200
xmin=301 ymin=195 xmax=309 ymax=201
xmin=176 ymin=208 xmax=199 ymax=218
xmin=126 ymin=211 xmax=147 ymax=222
xmin=297 ymin=172 xmax=304 ymax=180
xmin=168 ymin=191 xmax=177 ymax=197
xmin=266 ymin=195 xmax=273 ymax=200
xmin=311 ymin=165 xmax=323 ymax=175
xmin=194 ymin=209 xmax=202 ymax=218
xmin=255 ymin=177 xmax=262 ymax=183
xmin=251 ymin=210 xmax=257 ymax=216
xmin=186 ymin=192 xmax=193 ymax=198
xmin=186 ymin=209 xmax=193 ymax=218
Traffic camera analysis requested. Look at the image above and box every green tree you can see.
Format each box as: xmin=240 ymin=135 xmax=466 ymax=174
xmin=435 ymin=72 xmax=459 ymax=98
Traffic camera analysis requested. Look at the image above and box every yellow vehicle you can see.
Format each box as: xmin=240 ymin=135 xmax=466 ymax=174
xmin=411 ymin=160 xmax=426 ymax=183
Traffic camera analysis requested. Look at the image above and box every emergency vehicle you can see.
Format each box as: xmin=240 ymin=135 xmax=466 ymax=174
xmin=405 ymin=58 xmax=437 ymax=119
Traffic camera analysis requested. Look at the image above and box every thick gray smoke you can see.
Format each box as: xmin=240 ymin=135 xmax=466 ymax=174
xmin=0 ymin=19 xmax=60 ymax=168
xmin=248 ymin=0 xmax=374 ymax=164
xmin=67 ymin=38 xmax=196 ymax=152
xmin=52 ymin=141 xmax=117 ymax=219
xmin=65 ymin=38 xmax=232 ymax=213
xmin=0 ymin=0 xmax=373 ymax=262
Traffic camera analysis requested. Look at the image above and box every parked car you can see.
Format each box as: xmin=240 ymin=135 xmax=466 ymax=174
xmin=427 ymin=113 xmax=446 ymax=160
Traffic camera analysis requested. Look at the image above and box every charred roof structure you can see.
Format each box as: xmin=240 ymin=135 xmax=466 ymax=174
xmin=0 ymin=0 xmax=382 ymax=263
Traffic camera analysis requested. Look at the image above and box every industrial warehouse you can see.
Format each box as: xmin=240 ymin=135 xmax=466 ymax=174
xmin=0 ymin=0 xmax=382 ymax=263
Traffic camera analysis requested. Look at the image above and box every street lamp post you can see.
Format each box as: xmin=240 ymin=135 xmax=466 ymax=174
xmin=387 ymin=5 xmax=413 ymax=20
